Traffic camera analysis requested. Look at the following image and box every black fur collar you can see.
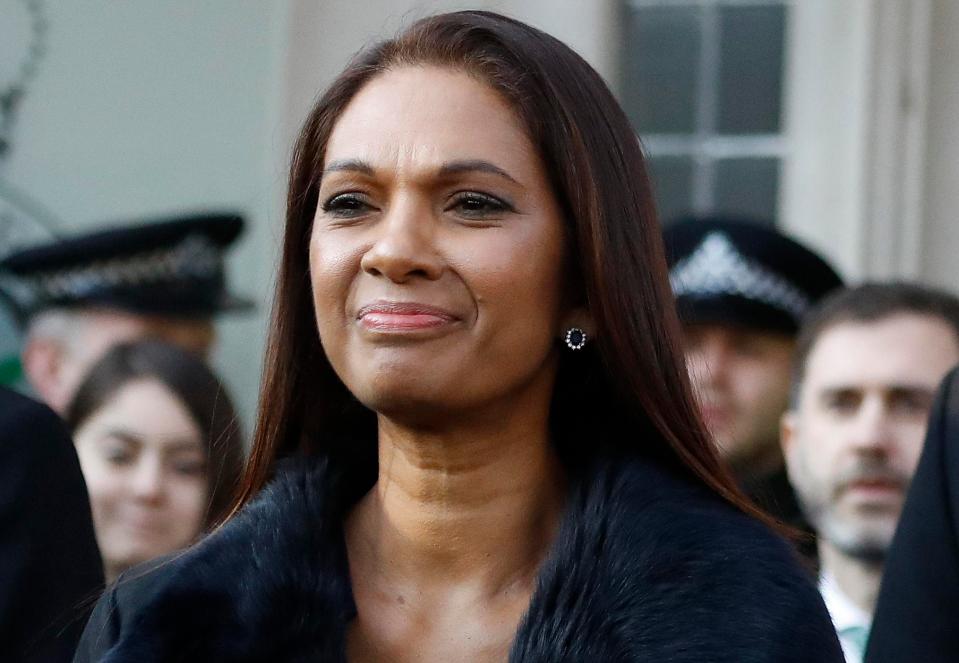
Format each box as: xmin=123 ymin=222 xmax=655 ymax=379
xmin=99 ymin=455 xmax=842 ymax=662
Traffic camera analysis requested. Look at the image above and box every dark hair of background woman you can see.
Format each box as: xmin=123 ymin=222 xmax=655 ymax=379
xmin=65 ymin=340 xmax=244 ymax=526
xmin=237 ymin=10 xmax=762 ymax=523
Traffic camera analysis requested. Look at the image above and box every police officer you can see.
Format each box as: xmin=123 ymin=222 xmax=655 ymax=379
xmin=664 ymin=215 xmax=843 ymax=535
xmin=0 ymin=212 xmax=252 ymax=413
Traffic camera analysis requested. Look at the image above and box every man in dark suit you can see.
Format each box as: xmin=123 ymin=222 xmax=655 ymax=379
xmin=782 ymin=283 xmax=959 ymax=663
xmin=865 ymin=366 xmax=959 ymax=661
xmin=0 ymin=387 xmax=104 ymax=661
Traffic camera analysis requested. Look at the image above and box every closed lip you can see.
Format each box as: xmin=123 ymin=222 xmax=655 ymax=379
xmin=845 ymin=478 xmax=903 ymax=493
xmin=356 ymin=300 xmax=461 ymax=331
xmin=841 ymin=477 xmax=905 ymax=502
xmin=121 ymin=515 xmax=167 ymax=535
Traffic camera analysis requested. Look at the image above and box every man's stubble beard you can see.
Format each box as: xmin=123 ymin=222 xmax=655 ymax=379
xmin=793 ymin=457 xmax=906 ymax=567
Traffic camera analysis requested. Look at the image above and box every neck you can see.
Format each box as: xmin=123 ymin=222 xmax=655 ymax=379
xmin=819 ymin=540 xmax=883 ymax=615
xmin=346 ymin=399 xmax=565 ymax=599
xmin=103 ymin=561 xmax=124 ymax=586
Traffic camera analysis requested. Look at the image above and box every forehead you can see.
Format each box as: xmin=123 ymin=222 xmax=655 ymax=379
xmin=804 ymin=314 xmax=959 ymax=389
xmin=683 ymin=322 xmax=793 ymax=347
xmin=90 ymin=379 xmax=203 ymax=445
xmin=324 ymin=65 xmax=536 ymax=174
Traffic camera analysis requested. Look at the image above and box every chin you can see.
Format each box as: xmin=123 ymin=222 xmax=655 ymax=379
xmin=354 ymin=377 xmax=453 ymax=419
xmin=364 ymin=395 xmax=461 ymax=428
xmin=825 ymin=518 xmax=896 ymax=563
xmin=357 ymin=379 xmax=500 ymax=429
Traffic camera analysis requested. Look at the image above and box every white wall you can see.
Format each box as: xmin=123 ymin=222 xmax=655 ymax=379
xmin=783 ymin=0 xmax=959 ymax=293
xmin=1 ymin=1 xmax=289 ymax=426
xmin=919 ymin=0 xmax=959 ymax=291
xmin=281 ymin=0 xmax=619 ymax=155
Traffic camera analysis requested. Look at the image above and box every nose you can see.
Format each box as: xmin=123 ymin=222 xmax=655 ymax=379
xmin=130 ymin=457 xmax=166 ymax=504
xmin=849 ymin=395 xmax=893 ymax=455
xmin=360 ymin=197 xmax=444 ymax=283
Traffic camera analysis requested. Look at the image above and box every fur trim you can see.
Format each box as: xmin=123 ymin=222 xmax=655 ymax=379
xmin=94 ymin=456 xmax=842 ymax=662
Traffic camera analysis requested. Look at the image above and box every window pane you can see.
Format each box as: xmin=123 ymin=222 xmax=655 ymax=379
xmin=714 ymin=157 xmax=778 ymax=222
xmin=716 ymin=5 xmax=785 ymax=134
xmin=623 ymin=6 xmax=701 ymax=134
xmin=648 ymin=155 xmax=694 ymax=224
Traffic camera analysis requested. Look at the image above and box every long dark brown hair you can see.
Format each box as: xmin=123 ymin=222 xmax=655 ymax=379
xmin=235 ymin=10 xmax=758 ymax=521
xmin=66 ymin=339 xmax=244 ymax=527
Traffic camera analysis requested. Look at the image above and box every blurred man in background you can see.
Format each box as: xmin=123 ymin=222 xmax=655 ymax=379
xmin=0 ymin=212 xmax=251 ymax=414
xmin=782 ymin=283 xmax=959 ymax=663
xmin=664 ymin=216 xmax=843 ymax=534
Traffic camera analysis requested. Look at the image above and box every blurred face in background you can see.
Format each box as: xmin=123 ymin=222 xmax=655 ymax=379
xmin=23 ymin=307 xmax=215 ymax=415
xmin=783 ymin=314 xmax=959 ymax=563
xmin=684 ymin=323 xmax=795 ymax=473
xmin=73 ymin=377 xmax=209 ymax=582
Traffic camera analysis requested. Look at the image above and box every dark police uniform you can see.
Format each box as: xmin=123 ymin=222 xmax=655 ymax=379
xmin=0 ymin=212 xmax=253 ymax=321
xmin=0 ymin=212 xmax=253 ymax=386
xmin=663 ymin=216 xmax=844 ymax=560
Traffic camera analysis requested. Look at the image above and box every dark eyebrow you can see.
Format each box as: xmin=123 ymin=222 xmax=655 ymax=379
xmin=437 ymin=159 xmax=519 ymax=184
xmin=887 ymin=385 xmax=936 ymax=400
xmin=321 ymin=158 xmax=519 ymax=185
xmin=322 ymin=159 xmax=375 ymax=178
xmin=102 ymin=428 xmax=142 ymax=444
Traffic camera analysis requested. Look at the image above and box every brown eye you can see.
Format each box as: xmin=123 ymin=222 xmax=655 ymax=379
xmin=889 ymin=391 xmax=933 ymax=417
xmin=447 ymin=192 xmax=513 ymax=219
xmin=172 ymin=459 xmax=207 ymax=477
xmin=321 ymin=193 xmax=373 ymax=218
xmin=824 ymin=390 xmax=860 ymax=415
xmin=105 ymin=448 xmax=134 ymax=467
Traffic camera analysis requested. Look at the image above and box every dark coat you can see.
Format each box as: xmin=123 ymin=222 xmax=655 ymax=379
xmin=75 ymin=453 xmax=842 ymax=662
xmin=742 ymin=465 xmax=818 ymax=567
xmin=0 ymin=387 xmax=104 ymax=662
xmin=865 ymin=366 xmax=959 ymax=662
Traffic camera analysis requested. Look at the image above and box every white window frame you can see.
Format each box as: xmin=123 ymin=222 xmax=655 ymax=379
xmin=780 ymin=0 xmax=932 ymax=281
xmin=627 ymin=0 xmax=789 ymax=216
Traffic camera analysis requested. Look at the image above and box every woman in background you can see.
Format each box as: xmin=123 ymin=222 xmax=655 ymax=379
xmin=76 ymin=11 xmax=842 ymax=661
xmin=66 ymin=340 xmax=243 ymax=583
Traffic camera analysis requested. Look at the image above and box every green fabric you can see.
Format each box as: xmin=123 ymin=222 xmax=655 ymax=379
xmin=839 ymin=624 xmax=869 ymax=660
xmin=0 ymin=355 xmax=22 ymax=386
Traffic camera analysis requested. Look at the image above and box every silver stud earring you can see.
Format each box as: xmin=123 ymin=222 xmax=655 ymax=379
xmin=564 ymin=327 xmax=588 ymax=350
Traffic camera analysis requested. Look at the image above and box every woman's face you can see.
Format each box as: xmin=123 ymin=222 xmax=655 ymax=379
xmin=311 ymin=66 xmax=572 ymax=420
xmin=73 ymin=378 xmax=208 ymax=578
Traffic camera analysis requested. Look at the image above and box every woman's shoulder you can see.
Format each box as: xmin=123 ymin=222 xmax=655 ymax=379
xmin=523 ymin=455 xmax=844 ymax=661
xmin=603 ymin=456 xmax=813 ymax=589
xmin=72 ymin=557 xmax=173 ymax=662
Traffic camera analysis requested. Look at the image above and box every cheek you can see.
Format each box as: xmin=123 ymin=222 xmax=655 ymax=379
xmin=169 ymin=477 xmax=208 ymax=526
xmin=74 ymin=448 xmax=121 ymax=517
xmin=898 ymin=423 xmax=929 ymax=473
xmin=735 ymin=363 xmax=790 ymax=404
xmin=309 ymin=231 xmax=362 ymax=339
xmin=799 ymin=425 xmax=843 ymax=478
xmin=684 ymin=355 xmax=714 ymax=399
xmin=469 ymin=225 xmax=566 ymax=327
